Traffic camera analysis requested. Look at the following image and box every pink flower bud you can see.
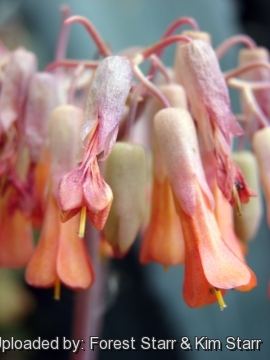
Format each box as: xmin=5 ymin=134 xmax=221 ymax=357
xmin=81 ymin=56 xmax=133 ymax=158
xmin=175 ymin=40 xmax=242 ymax=149
xmin=24 ymin=73 xmax=60 ymax=163
xmin=0 ymin=48 xmax=37 ymax=133
xmin=154 ymin=107 xmax=214 ymax=215
xmin=252 ymin=127 xmax=270 ymax=226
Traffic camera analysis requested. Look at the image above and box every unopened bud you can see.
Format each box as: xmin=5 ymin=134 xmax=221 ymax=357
xmin=252 ymin=127 xmax=270 ymax=226
xmin=182 ymin=30 xmax=211 ymax=43
xmin=104 ymin=142 xmax=147 ymax=254
xmin=232 ymin=151 xmax=262 ymax=242
xmin=238 ymin=47 xmax=270 ymax=119
xmin=81 ymin=56 xmax=133 ymax=158
xmin=49 ymin=105 xmax=84 ymax=195
xmin=24 ymin=73 xmax=60 ymax=163
xmin=150 ymin=84 xmax=187 ymax=116
xmin=0 ymin=48 xmax=37 ymax=133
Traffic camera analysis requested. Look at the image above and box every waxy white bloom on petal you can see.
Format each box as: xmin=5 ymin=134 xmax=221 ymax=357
xmin=175 ymin=39 xmax=242 ymax=148
xmin=154 ymin=107 xmax=214 ymax=216
xmin=80 ymin=56 xmax=133 ymax=158
xmin=0 ymin=48 xmax=37 ymax=133
xmin=24 ymin=73 xmax=60 ymax=163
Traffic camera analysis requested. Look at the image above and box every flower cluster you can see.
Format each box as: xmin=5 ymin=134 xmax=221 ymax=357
xmin=1 ymin=11 xmax=269 ymax=309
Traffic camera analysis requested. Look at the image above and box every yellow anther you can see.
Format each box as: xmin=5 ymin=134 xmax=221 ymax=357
xmin=54 ymin=277 xmax=61 ymax=301
xmin=163 ymin=265 xmax=170 ymax=272
xmin=79 ymin=206 xmax=87 ymax=238
xmin=232 ymin=184 xmax=242 ymax=217
xmin=214 ymin=288 xmax=227 ymax=311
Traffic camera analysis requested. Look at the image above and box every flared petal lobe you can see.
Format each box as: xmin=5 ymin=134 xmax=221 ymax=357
xmin=140 ymin=130 xmax=185 ymax=266
xmin=57 ymin=214 xmax=94 ymax=289
xmin=140 ymin=177 xmax=185 ymax=266
xmin=25 ymin=189 xmax=60 ymax=287
xmin=59 ymin=157 xmax=113 ymax=230
xmin=0 ymin=190 xmax=34 ymax=268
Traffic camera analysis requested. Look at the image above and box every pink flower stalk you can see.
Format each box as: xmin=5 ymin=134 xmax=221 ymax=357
xmin=239 ymin=47 xmax=270 ymax=119
xmin=59 ymin=56 xmax=132 ymax=231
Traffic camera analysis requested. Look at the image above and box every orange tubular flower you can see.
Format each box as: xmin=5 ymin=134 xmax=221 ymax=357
xmin=26 ymin=105 xmax=94 ymax=293
xmin=154 ymin=107 xmax=255 ymax=309
xmin=140 ymin=176 xmax=185 ymax=266
xmin=0 ymin=189 xmax=33 ymax=267
xmin=140 ymin=133 xmax=185 ymax=266
xmin=25 ymin=190 xmax=93 ymax=291
xmin=59 ymin=56 xmax=132 ymax=232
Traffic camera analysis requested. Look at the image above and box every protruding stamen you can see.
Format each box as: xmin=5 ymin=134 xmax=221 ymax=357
xmin=163 ymin=265 xmax=170 ymax=272
xmin=213 ymin=288 xmax=227 ymax=311
xmin=54 ymin=277 xmax=61 ymax=300
xmin=232 ymin=184 xmax=242 ymax=216
xmin=79 ymin=206 xmax=87 ymax=238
